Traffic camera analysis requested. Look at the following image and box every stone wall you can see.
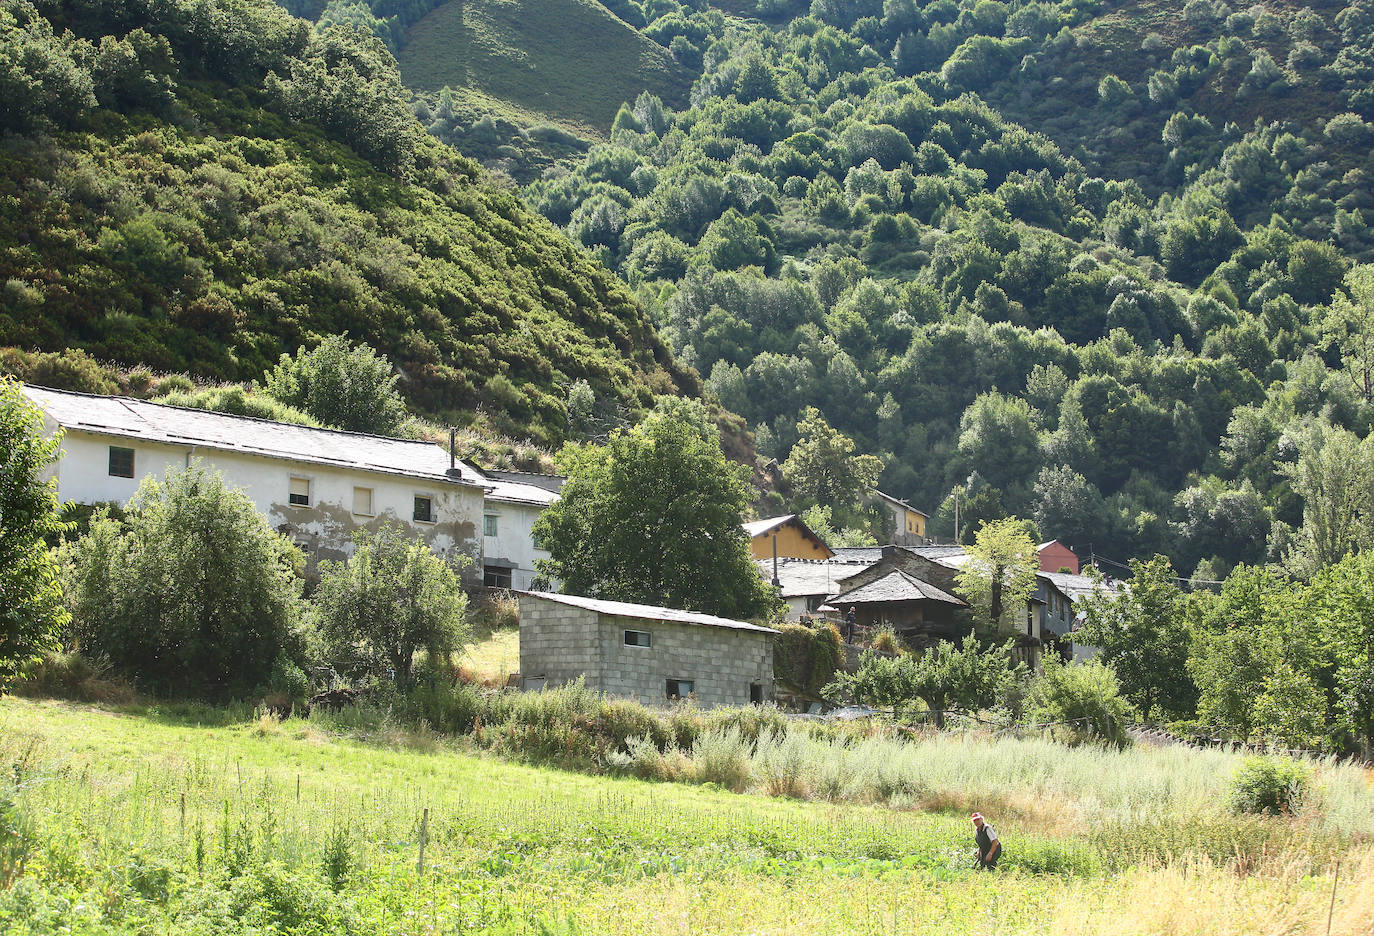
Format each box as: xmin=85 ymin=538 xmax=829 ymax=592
xmin=516 ymin=595 xmax=774 ymax=707
xmin=517 ymin=597 xmax=601 ymax=691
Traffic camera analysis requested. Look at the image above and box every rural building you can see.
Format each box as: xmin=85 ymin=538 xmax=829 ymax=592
xmin=517 ymin=591 xmax=777 ymax=707
xmin=479 ymin=470 xmax=562 ymax=591
xmin=23 ymin=385 xmax=554 ymax=589
xmin=829 ymin=569 xmax=967 ymax=650
xmin=1037 ymin=539 xmax=1080 ymax=574
xmin=756 ymin=556 xmax=873 ymax=619
xmin=1037 ymin=570 xmax=1120 ymax=661
xmin=744 ymin=514 xmax=834 ymax=563
xmin=869 ymin=490 xmax=930 ymax=545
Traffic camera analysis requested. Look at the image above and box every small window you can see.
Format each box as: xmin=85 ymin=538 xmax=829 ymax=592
xmin=623 ymin=630 xmax=652 ymax=648
xmin=666 ymin=678 xmax=694 ymax=700
xmin=413 ymin=495 xmax=434 ymax=523
xmin=484 ymin=514 xmax=498 ymax=537
xmin=353 ymin=486 xmax=373 ymax=516
xmin=289 ymin=476 xmax=310 ymax=507
xmin=108 ymin=446 xmax=134 ymax=478
xmin=750 ymin=683 xmax=763 ymax=704
xmin=483 ymin=565 xmax=512 ymax=589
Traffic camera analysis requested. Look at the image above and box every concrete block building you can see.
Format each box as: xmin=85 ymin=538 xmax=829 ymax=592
xmin=517 ymin=591 xmax=777 ymax=707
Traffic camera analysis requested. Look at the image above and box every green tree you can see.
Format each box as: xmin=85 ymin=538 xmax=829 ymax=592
xmin=956 ymin=518 xmax=1039 ymax=633
xmin=1185 ymin=565 xmax=1327 ymax=746
xmin=781 ymin=406 xmax=884 ymax=517
xmin=263 ymin=335 xmax=410 ymax=436
xmin=313 ymin=524 xmax=470 ymax=687
xmin=534 ymin=399 xmax=782 ymax=620
xmin=1278 ymin=421 xmax=1374 ymax=576
xmin=1321 ymin=263 xmax=1374 ymax=402
xmin=956 ymin=392 xmax=1041 ymax=494
xmin=827 ymin=635 xmax=1022 ymax=727
xmin=1076 ymin=556 xmax=1196 ymax=721
xmin=0 ymin=379 xmax=69 ymax=690
xmin=61 ymin=465 xmax=303 ymax=696
xmin=1027 ymin=657 xmax=1134 ymax=748
xmin=1307 ymin=551 xmax=1374 ymax=755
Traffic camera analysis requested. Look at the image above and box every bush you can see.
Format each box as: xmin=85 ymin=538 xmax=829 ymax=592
xmin=61 ymin=464 xmax=304 ymax=697
xmin=313 ymin=524 xmax=470 ymax=687
xmin=263 ymin=336 xmax=409 ymax=435
xmin=773 ymin=623 xmax=842 ymax=694
xmin=1027 ymin=658 xmax=1134 ymax=748
xmin=10 ymin=651 xmax=135 ymax=704
xmin=691 ymin=727 xmax=753 ymax=792
xmin=1228 ymin=756 xmax=1312 ymax=816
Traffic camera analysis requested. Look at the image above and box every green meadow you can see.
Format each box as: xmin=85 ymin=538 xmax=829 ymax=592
xmin=2 ymin=697 xmax=1371 ymax=935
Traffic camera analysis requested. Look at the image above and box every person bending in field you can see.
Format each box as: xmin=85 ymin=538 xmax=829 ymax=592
xmin=971 ymin=812 xmax=1000 ymax=870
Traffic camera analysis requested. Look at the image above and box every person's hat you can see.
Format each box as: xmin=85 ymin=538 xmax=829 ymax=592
xmin=970 ymin=812 xmax=983 ymax=822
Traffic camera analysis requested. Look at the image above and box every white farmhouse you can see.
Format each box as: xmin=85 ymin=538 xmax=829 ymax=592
xmin=23 ymin=385 xmax=511 ymax=585
xmin=476 ymin=469 xmax=562 ymax=591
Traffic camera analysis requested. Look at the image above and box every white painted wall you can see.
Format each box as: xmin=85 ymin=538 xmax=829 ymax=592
xmin=482 ymin=499 xmax=551 ymax=591
xmin=50 ymin=429 xmax=485 ymax=583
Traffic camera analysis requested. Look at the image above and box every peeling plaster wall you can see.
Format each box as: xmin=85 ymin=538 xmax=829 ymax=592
xmin=51 ymin=429 xmax=484 ymax=586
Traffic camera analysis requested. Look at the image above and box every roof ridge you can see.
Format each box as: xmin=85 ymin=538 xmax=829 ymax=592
xmin=24 ymin=383 xmax=455 ymax=449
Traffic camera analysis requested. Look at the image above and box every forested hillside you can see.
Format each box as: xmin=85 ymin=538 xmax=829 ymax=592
xmin=0 ymin=0 xmax=697 ymax=444
xmin=511 ymin=0 xmax=1374 ymax=578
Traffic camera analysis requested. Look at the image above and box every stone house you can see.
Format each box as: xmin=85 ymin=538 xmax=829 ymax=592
xmin=479 ymin=470 xmax=562 ymax=591
xmin=828 ymin=569 xmax=967 ymax=650
xmin=517 ymin=591 xmax=777 ymax=707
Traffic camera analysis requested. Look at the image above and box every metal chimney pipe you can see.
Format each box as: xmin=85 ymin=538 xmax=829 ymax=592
xmin=772 ymin=533 xmax=780 ymax=587
xmin=449 ymin=427 xmax=456 ymax=470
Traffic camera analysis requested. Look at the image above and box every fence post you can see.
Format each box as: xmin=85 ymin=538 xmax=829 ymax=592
xmin=417 ymin=807 xmax=429 ymax=876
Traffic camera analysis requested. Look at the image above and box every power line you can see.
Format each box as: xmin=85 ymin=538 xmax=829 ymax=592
xmin=1082 ymin=547 xmax=1225 ymax=587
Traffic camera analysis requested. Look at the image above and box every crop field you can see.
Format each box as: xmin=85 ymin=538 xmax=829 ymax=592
xmin=2 ymin=697 xmax=1372 ymax=935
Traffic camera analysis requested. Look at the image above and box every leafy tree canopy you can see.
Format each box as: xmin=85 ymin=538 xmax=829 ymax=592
xmin=534 ymin=397 xmax=782 ymax=621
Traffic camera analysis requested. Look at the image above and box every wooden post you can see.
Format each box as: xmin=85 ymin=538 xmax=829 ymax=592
xmin=1326 ymin=861 xmax=1340 ymax=936
xmin=180 ymin=792 xmax=186 ymax=833
xmin=417 ymin=807 xmax=429 ymax=875
xmin=296 ymin=774 xmax=301 ymax=803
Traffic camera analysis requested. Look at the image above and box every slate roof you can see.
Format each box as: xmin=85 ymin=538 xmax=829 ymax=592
xmin=756 ymin=557 xmax=876 ymax=598
xmin=871 ymin=489 xmax=929 ymax=517
xmin=519 ymin=591 xmax=779 ymax=634
xmin=831 ymin=570 xmax=966 ymax=607
xmin=1040 ymin=570 xmax=1119 ymax=602
xmin=24 ymin=384 xmax=487 ymax=487
xmin=479 ymin=474 xmax=559 ymax=507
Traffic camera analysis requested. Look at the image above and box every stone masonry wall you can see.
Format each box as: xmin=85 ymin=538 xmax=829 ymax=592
xmin=595 ymin=614 xmax=773 ymax=708
xmin=516 ymin=595 xmax=774 ymax=707
xmin=517 ymin=597 xmax=601 ymax=690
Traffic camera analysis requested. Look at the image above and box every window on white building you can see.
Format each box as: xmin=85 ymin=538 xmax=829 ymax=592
xmin=108 ymin=446 xmax=134 ymax=478
xmin=353 ymin=486 xmax=373 ymax=516
xmin=289 ymin=476 xmax=311 ymax=507
xmin=413 ymin=495 xmax=434 ymax=523
xmin=483 ymin=565 xmax=512 ymax=589
xmin=484 ymin=514 xmax=498 ymax=537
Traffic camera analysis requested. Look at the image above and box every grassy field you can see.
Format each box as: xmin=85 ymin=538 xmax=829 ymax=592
xmin=458 ymin=626 xmax=520 ymax=685
xmin=398 ymin=0 xmax=693 ymax=133
xmin=2 ymin=697 xmax=1372 ymax=934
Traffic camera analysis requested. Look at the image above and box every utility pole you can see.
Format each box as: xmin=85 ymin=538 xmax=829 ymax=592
xmin=771 ymin=533 xmax=780 ymax=587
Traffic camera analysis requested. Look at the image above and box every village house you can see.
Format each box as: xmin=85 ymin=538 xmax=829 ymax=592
xmin=23 ymin=384 xmax=555 ymax=589
xmin=516 ymin=591 xmax=777 ymax=707
xmin=868 ymin=490 xmax=931 ymax=546
xmin=478 ymin=469 xmax=562 ymax=591
xmin=1037 ymin=539 xmax=1080 ymax=574
xmin=755 ymin=555 xmax=875 ymax=620
xmin=744 ymin=514 xmax=835 ymax=564
xmin=828 ymin=568 xmax=967 ymax=650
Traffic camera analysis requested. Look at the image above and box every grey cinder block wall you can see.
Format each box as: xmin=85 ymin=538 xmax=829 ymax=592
xmin=517 ymin=593 xmax=775 ymax=708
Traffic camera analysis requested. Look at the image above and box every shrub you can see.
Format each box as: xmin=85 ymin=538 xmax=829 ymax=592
xmin=1228 ymin=756 xmax=1312 ymax=816
xmin=61 ymin=464 xmax=303 ymax=697
xmin=10 ymin=651 xmax=135 ymax=704
xmin=869 ymin=627 xmax=903 ymax=655
xmin=263 ymin=336 xmax=409 ymax=435
xmin=1026 ymin=658 xmax=1134 ymax=748
xmin=691 ymin=727 xmax=754 ymax=792
xmin=313 ymin=524 xmax=470 ymax=687
xmin=774 ymin=622 xmax=842 ymax=694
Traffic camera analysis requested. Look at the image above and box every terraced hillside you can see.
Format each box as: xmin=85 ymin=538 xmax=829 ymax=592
xmin=399 ymin=0 xmax=693 ymax=133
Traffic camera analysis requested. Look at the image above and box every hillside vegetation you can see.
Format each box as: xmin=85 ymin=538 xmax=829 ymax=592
xmin=4 ymin=698 xmax=1372 ymax=934
xmin=0 ymin=0 xmax=697 ymax=444
xmin=515 ymin=0 xmax=1374 ymax=575
xmin=398 ymin=0 xmax=693 ymax=134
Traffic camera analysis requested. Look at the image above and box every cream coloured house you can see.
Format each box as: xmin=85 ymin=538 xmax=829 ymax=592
xmin=23 ymin=385 xmax=555 ymax=588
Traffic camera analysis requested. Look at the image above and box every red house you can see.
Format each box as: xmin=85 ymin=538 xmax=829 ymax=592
xmin=1037 ymin=540 xmax=1079 ymax=574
